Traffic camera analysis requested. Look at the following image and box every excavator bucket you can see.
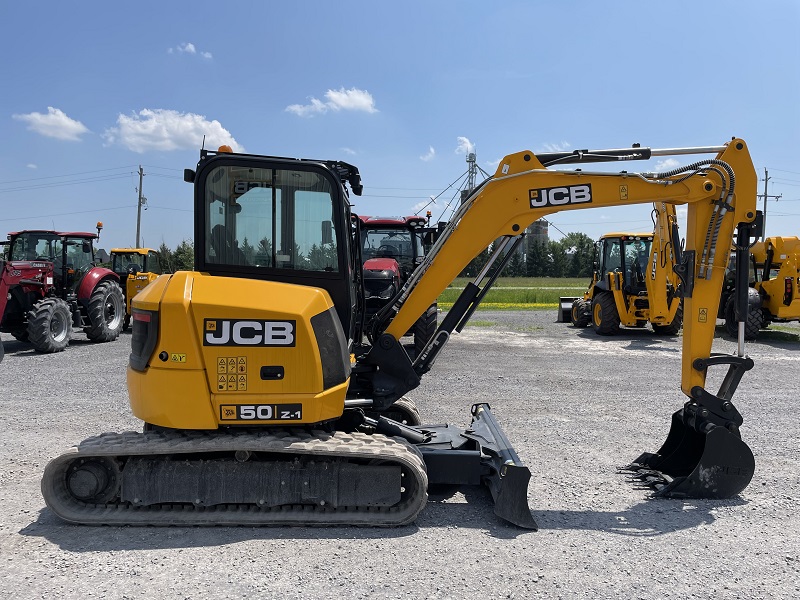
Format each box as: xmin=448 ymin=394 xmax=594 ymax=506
xmin=622 ymin=408 xmax=755 ymax=499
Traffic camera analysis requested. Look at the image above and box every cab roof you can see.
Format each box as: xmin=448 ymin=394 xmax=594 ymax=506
xmin=7 ymin=229 xmax=98 ymax=239
xmin=110 ymin=248 xmax=155 ymax=254
xmin=358 ymin=215 xmax=427 ymax=227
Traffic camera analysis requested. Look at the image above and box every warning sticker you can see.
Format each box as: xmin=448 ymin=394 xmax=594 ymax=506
xmin=216 ymin=356 xmax=248 ymax=392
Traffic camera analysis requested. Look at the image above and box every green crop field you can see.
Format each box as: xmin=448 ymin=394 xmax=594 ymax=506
xmin=438 ymin=277 xmax=588 ymax=310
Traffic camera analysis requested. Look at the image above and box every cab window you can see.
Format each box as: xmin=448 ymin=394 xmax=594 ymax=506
xmin=203 ymin=166 xmax=338 ymax=272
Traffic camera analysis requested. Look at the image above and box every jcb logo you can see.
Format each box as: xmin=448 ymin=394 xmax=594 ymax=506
xmin=233 ymin=181 xmax=271 ymax=194
xmin=203 ymin=319 xmax=296 ymax=347
xmin=530 ymin=184 xmax=592 ymax=208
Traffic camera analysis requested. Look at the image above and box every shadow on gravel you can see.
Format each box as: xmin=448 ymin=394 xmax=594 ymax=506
xmin=19 ymin=508 xmax=420 ymax=551
xmin=715 ymin=326 xmax=800 ymax=348
xmin=573 ymin=329 xmax=681 ymax=353
xmin=21 ymin=488 xmax=746 ymax=550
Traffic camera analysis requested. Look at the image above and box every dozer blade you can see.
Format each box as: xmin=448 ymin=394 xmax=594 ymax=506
xmin=622 ymin=409 xmax=755 ymax=499
xmin=417 ymin=403 xmax=537 ymax=529
xmin=468 ymin=403 xmax=538 ymax=529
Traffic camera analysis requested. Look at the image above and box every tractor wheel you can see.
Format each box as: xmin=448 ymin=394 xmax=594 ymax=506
xmin=0 ymin=340 xmax=4 ymax=364
xmin=27 ymin=298 xmax=73 ymax=353
xmin=11 ymin=327 xmax=29 ymax=342
xmin=592 ymin=292 xmax=620 ymax=336
xmin=652 ymin=302 xmax=683 ymax=336
xmin=724 ymin=292 xmax=763 ymax=340
xmin=413 ymin=303 xmax=438 ymax=358
xmin=570 ymin=299 xmax=591 ymax=327
xmin=84 ymin=281 xmax=125 ymax=343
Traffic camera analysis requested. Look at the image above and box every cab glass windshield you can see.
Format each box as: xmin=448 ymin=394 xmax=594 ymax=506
xmin=203 ymin=165 xmax=338 ymax=272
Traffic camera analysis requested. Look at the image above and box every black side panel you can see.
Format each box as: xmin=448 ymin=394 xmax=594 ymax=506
xmin=311 ymin=307 xmax=351 ymax=389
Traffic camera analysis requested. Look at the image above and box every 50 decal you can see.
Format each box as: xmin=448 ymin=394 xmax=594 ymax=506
xmin=529 ymin=184 xmax=592 ymax=208
xmin=204 ymin=319 xmax=296 ymax=347
xmin=220 ymin=404 xmax=302 ymax=421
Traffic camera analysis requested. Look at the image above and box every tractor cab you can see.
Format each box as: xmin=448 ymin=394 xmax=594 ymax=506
xmin=9 ymin=231 xmax=97 ymax=294
xmin=597 ymin=233 xmax=654 ymax=294
xmin=111 ymin=248 xmax=163 ymax=278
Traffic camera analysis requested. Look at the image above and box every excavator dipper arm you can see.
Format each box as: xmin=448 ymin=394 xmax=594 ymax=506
xmin=360 ymin=139 xmax=758 ymax=500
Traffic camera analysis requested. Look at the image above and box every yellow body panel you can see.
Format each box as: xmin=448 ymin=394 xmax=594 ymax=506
xmin=128 ymin=271 xmax=348 ymax=429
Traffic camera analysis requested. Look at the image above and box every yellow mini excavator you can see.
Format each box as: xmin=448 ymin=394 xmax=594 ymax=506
xmin=42 ymin=139 xmax=760 ymax=529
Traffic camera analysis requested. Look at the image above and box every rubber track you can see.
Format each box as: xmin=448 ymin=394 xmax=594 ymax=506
xmin=41 ymin=429 xmax=428 ymax=527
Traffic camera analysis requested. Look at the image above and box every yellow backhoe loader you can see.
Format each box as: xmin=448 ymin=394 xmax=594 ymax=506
xmin=110 ymin=248 xmax=164 ymax=331
xmin=720 ymin=235 xmax=800 ymax=339
xmin=568 ymin=202 xmax=683 ymax=335
xmin=42 ymin=139 xmax=760 ymax=530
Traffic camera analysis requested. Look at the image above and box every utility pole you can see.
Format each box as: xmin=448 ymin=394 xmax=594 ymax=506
xmin=759 ymin=168 xmax=782 ymax=240
xmin=135 ymin=166 xmax=147 ymax=247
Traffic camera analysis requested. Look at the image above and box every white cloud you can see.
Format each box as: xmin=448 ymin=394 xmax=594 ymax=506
xmin=420 ymin=146 xmax=435 ymax=162
xmin=27 ymin=163 xmax=37 ymax=169
xmin=412 ymin=196 xmax=437 ymax=213
xmin=340 ymin=147 xmax=357 ymax=156
xmin=653 ymin=158 xmax=680 ymax=172
xmin=542 ymin=141 xmax=571 ymax=152
xmin=168 ymin=42 xmax=212 ymax=59
xmin=455 ymin=137 xmax=474 ymax=155
xmin=102 ymin=109 xmax=243 ymax=153
xmin=12 ymin=107 xmax=89 ymax=141
xmin=286 ymin=88 xmax=377 ymax=117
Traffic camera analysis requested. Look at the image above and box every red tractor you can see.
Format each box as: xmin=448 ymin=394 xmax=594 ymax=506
xmin=358 ymin=215 xmax=439 ymax=356
xmin=0 ymin=227 xmax=124 ymax=360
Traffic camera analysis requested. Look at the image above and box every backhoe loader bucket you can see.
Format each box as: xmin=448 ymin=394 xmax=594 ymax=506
xmin=622 ymin=407 xmax=755 ymax=499
xmin=557 ymin=297 xmax=579 ymax=322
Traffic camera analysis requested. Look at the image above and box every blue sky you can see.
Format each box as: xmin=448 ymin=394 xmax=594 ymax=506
xmin=2 ymin=1 xmax=798 ymax=252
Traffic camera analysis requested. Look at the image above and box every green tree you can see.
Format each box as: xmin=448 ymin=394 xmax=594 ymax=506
xmin=506 ymin=250 xmax=525 ymax=277
xmin=240 ymin=237 xmax=256 ymax=265
xmin=549 ymin=240 xmax=569 ymax=277
xmin=459 ymin=246 xmax=490 ymax=278
xmin=157 ymin=241 xmax=174 ymax=273
xmin=560 ymin=232 xmax=595 ymax=278
xmin=526 ymin=239 xmax=551 ymax=276
xmin=173 ymin=239 xmax=194 ymax=271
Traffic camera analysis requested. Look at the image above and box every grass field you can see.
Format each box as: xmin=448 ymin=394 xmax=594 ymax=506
xmin=439 ymin=277 xmax=588 ymax=310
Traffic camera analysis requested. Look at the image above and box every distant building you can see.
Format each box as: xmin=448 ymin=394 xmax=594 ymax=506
xmin=527 ymin=219 xmax=549 ymax=244
xmin=95 ymin=249 xmax=110 ymax=263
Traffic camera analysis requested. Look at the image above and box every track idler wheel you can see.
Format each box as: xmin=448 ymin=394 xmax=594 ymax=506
xmin=623 ymin=408 xmax=755 ymax=499
xmin=65 ymin=457 xmax=121 ymax=504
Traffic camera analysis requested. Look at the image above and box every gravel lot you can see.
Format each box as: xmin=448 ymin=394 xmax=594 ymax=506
xmin=1 ymin=312 xmax=798 ymax=599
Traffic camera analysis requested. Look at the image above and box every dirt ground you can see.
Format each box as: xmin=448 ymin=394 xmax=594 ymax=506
xmin=0 ymin=312 xmax=798 ymax=599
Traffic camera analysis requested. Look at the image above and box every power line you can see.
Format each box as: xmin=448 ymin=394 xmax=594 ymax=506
xmin=0 ymin=166 xmax=137 ymax=185
xmin=0 ymin=174 xmax=133 ymax=193
xmin=0 ymin=205 xmax=135 ymax=222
